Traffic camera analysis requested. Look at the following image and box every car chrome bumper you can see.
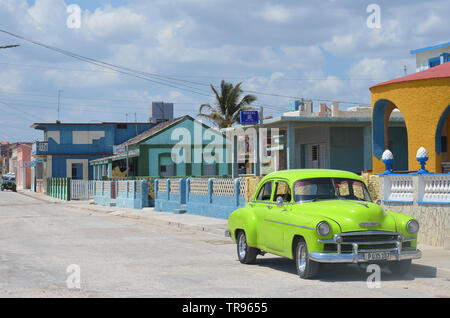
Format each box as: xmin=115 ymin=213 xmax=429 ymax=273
xmin=309 ymin=249 xmax=422 ymax=264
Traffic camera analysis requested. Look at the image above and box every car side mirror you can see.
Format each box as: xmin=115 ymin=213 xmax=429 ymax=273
xmin=375 ymin=199 xmax=382 ymax=205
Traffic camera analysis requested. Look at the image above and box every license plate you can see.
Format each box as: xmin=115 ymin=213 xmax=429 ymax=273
xmin=365 ymin=252 xmax=390 ymax=261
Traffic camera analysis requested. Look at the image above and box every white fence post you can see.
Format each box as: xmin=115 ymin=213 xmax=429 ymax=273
xmin=71 ymin=180 xmax=95 ymax=200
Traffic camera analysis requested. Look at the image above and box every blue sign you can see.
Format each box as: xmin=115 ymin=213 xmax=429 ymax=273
xmin=240 ymin=110 xmax=259 ymax=125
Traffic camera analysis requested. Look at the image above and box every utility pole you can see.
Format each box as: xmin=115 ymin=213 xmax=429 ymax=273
xmin=255 ymin=106 xmax=263 ymax=177
xmin=57 ymin=90 xmax=63 ymax=122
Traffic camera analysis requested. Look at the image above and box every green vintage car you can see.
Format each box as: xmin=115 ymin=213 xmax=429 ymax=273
xmin=1 ymin=173 xmax=17 ymax=192
xmin=227 ymin=169 xmax=421 ymax=279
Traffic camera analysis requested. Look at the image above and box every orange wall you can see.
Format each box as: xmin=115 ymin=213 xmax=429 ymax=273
xmin=371 ymin=77 xmax=450 ymax=173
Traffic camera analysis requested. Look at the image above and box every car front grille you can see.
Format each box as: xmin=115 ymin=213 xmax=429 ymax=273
xmin=322 ymin=232 xmax=412 ymax=254
xmin=341 ymin=234 xmax=398 ymax=243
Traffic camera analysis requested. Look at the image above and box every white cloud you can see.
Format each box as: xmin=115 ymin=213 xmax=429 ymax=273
xmin=0 ymin=70 xmax=23 ymax=93
xmin=1 ymin=0 xmax=450 ymax=139
xmin=258 ymin=5 xmax=292 ymax=23
xmin=81 ymin=5 xmax=147 ymax=42
xmin=415 ymin=12 xmax=442 ymax=35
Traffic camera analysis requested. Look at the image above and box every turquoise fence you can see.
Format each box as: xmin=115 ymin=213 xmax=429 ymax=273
xmin=46 ymin=178 xmax=71 ymax=201
xmin=155 ymin=177 xmax=246 ymax=219
xmin=93 ymin=180 xmax=150 ymax=209
xmin=116 ymin=180 xmax=149 ymax=209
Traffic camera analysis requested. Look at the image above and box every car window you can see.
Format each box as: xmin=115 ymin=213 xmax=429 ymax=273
xmin=294 ymin=178 xmax=337 ymax=202
xmin=334 ymin=178 xmax=371 ymax=201
xmin=256 ymin=181 xmax=273 ymax=201
xmin=293 ymin=177 xmax=372 ymax=202
xmin=273 ymin=181 xmax=292 ymax=203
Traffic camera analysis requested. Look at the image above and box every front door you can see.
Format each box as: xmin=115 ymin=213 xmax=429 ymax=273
xmin=263 ymin=180 xmax=292 ymax=252
xmin=306 ymin=143 xmax=328 ymax=168
xmin=71 ymin=163 xmax=83 ymax=180
xmin=250 ymin=180 xmax=274 ymax=249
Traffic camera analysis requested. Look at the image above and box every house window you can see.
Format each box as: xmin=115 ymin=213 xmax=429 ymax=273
xmin=311 ymin=145 xmax=319 ymax=161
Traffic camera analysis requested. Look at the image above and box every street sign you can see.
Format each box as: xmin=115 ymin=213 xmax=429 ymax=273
xmin=113 ymin=144 xmax=126 ymax=155
xmin=240 ymin=110 xmax=259 ymax=125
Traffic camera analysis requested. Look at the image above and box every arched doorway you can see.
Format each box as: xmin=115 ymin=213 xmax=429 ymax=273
xmin=373 ymin=99 xmax=409 ymax=172
xmin=435 ymin=105 xmax=450 ymax=172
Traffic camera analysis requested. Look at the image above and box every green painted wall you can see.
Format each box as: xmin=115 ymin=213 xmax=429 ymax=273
xmin=141 ymin=118 xmax=230 ymax=177
xmin=329 ymin=127 xmax=365 ymax=174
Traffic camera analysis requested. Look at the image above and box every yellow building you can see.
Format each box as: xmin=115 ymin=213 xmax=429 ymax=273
xmin=370 ymin=61 xmax=450 ymax=173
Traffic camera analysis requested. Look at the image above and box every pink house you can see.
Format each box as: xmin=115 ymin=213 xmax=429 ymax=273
xmin=15 ymin=143 xmax=32 ymax=190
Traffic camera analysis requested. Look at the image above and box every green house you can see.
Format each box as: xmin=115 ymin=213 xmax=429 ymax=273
xmin=90 ymin=116 xmax=231 ymax=178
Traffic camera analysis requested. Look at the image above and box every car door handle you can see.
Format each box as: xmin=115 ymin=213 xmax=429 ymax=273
xmin=266 ymin=205 xmax=273 ymax=209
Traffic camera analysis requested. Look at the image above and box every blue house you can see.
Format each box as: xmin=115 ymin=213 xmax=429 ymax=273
xmin=30 ymin=122 xmax=155 ymax=187
xmin=410 ymin=41 xmax=450 ymax=72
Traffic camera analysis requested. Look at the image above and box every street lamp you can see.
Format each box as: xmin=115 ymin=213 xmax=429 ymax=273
xmin=0 ymin=44 xmax=19 ymax=49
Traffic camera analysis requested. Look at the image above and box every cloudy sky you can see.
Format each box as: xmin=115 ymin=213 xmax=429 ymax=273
xmin=0 ymin=0 xmax=449 ymax=141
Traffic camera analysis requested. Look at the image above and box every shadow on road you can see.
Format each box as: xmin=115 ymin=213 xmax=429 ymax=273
xmin=251 ymin=257 xmax=438 ymax=282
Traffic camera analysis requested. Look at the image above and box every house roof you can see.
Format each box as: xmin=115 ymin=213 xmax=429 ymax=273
xmin=370 ymin=61 xmax=450 ymax=90
xmin=410 ymin=42 xmax=450 ymax=54
xmin=119 ymin=115 xmax=193 ymax=147
xmin=90 ymin=151 xmax=140 ymax=164
xmin=31 ymin=122 xmax=153 ymax=130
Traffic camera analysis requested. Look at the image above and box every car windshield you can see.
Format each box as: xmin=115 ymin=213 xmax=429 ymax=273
xmin=293 ymin=178 xmax=372 ymax=202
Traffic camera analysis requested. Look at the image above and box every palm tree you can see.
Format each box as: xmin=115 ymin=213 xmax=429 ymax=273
xmin=198 ymin=80 xmax=257 ymax=128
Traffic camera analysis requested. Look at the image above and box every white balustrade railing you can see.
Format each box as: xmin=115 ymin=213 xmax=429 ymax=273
xmin=385 ymin=175 xmax=414 ymax=202
xmin=383 ymin=174 xmax=450 ymax=204
xmin=420 ymin=175 xmax=450 ymax=203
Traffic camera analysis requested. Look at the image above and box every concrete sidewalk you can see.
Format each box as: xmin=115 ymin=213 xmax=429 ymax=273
xmin=17 ymin=190 xmax=450 ymax=279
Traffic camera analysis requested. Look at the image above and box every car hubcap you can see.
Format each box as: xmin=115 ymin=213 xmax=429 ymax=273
xmin=238 ymin=234 xmax=247 ymax=259
xmin=297 ymin=245 xmax=307 ymax=273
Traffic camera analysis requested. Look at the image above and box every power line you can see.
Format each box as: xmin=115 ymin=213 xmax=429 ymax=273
xmin=0 ymin=62 xmax=389 ymax=81
xmin=0 ymin=28 xmax=371 ymax=106
xmin=0 ymin=29 xmax=214 ymax=98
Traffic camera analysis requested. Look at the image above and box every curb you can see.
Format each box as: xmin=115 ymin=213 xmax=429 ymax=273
xmin=59 ymin=202 xmax=228 ymax=237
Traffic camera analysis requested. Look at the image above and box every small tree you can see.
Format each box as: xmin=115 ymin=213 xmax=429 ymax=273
xmin=198 ymin=80 xmax=257 ymax=128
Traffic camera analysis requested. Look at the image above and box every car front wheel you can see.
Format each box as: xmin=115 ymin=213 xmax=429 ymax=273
xmin=295 ymin=239 xmax=319 ymax=279
xmin=236 ymin=231 xmax=259 ymax=264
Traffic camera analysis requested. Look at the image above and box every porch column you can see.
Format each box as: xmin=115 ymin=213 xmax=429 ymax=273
xmin=363 ymin=126 xmax=372 ymax=172
xmin=107 ymin=161 xmax=113 ymax=178
xmin=286 ymin=123 xmax=296 ymax=169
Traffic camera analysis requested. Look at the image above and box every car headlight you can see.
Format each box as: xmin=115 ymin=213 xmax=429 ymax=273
xmin=316 ymin=221 xmax=331 ymax=236
xmin=407 ymin=219 xmax=419 ymax=234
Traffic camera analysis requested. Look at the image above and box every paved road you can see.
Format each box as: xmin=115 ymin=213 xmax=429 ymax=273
xmin=1 ymin=191 xmax=449 ymax=298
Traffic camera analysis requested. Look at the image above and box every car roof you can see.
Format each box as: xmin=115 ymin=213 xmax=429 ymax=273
xmin=260 ymin=169 xmax=363 ymax=184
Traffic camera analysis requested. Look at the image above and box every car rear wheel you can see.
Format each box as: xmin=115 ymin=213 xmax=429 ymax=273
xmin=236 ymin=231 xmax=259 ymax=264
xmin=295 ymin=239 xmax=319 ymax=279
xmin=388 ymin=259 xmax=411 ymax=275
